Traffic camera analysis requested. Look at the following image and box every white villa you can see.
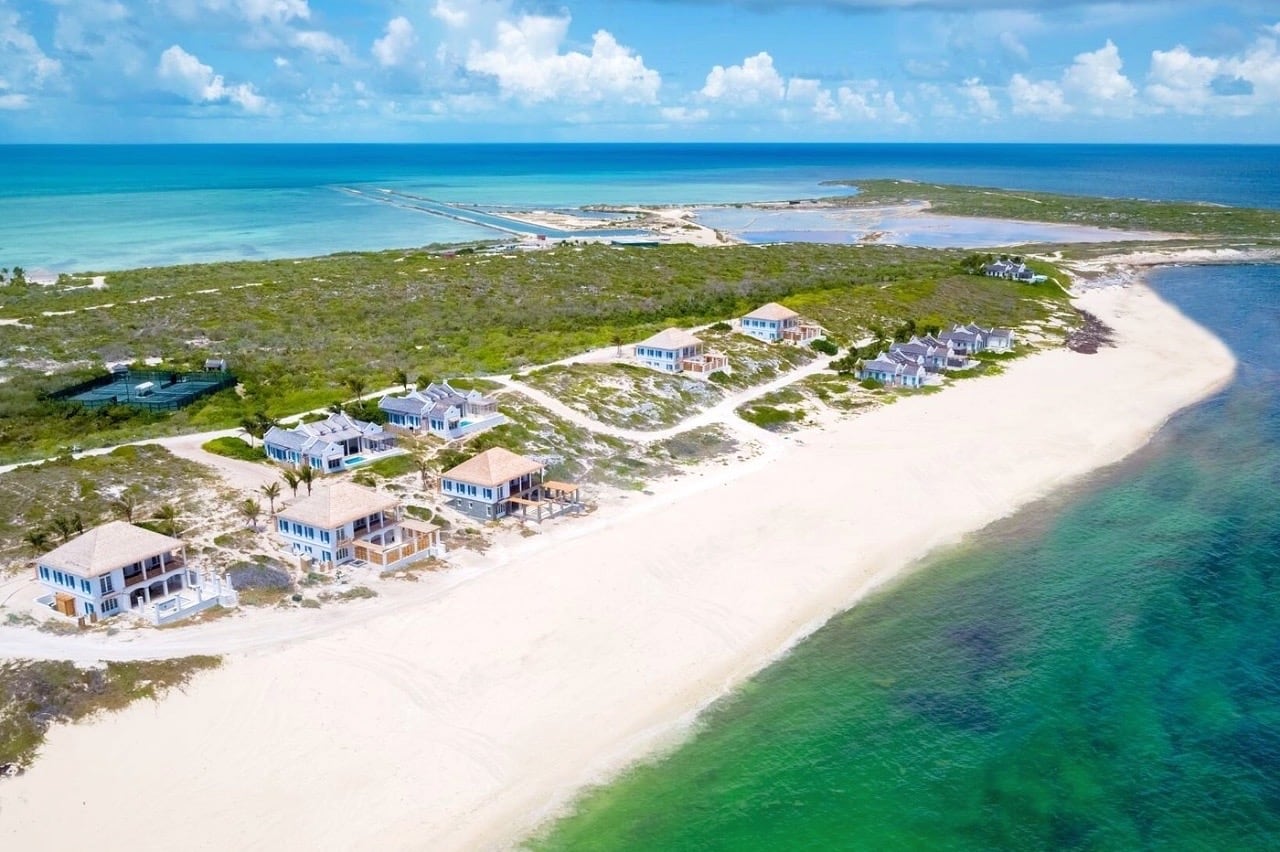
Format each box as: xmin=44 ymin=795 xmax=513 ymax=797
xmin=35 ymin=521 xmax=195 ymax=621
xmin=939 ymin=323 xmax=1016 ymax=355
xmin=739 ymin=302 xmax=824 ymax=343
xmin=889 ymin=336 xmax=954 ymax=372
xmin=275 ymin=481 xmax=443 ymax=570
xmin=857 ymin=352 xmax=926 ymax=388
xmin=379 ymin=381 xmax=506 ymax=440
xmin=441 ymin=447 xmax=580 ymax=522
xmin=634 ymin=328 xmax=727 ymax=375
xmin=263 ymin=412 xmax=396 ymax=473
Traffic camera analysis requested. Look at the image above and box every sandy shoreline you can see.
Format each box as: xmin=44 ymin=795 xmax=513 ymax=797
xmin=0 ymin=275 xmax=1237 ymax=850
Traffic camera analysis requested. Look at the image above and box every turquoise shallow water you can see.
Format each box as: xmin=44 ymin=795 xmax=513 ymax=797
xmin=532 ymin=263 xmax=1280 ymax=851
xmin=2 ymin=144 xmax=1277 ymax=270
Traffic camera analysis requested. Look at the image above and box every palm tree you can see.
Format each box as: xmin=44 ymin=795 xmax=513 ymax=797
xmin=24 ymin=529 xmax=50 ymax=553
xmin=416 ymin=373 xmax=433 ymax=390
xmin=50 ymin=515 xmax=78 ymax=543
xmin=393 ymin=367 xmax=409 ymax=393
xmin=281 ymin=468 xmax=301 ymax=498
xmin=240 ymin=417 xmax=262 ymax=448
xmin=344 ymin=376 xmax=367 ymax=404
xmin=238 ymin=498 xmax=263 ymax=529
xmin=260 ymin=482 xmax=281 ymax=515
xmin=111 ymin=492 xmax=140 ymax=523
xmin=413 ymin=453 xmax=435 ymax=490
xmin=611 ymin=333 xmax=624 ymax=357
xmin=153 ymin=503 xmax=180 ymax=537
xmin=298 ymin=462 xmax=316 ymax=495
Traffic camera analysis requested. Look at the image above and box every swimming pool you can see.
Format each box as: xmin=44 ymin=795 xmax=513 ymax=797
xmin=344 ymin=455 xmax=366 ymax=467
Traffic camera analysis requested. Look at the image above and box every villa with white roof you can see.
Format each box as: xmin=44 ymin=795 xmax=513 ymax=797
xmin=263 ymin=412 xmax=395 ymax=473
xmin=633 ymin=328 xmax=727 ymax=375
xmin=274 ymin=481 xmax=442 ymax=570
xmin=857 ymin=352 xmax=926 ymax=388
xmin=35 ymin=521 xmax=191 ymax=620
xmin=379 ymin=381 xmax=505 ymax=440
xmin=739 ymin=302 xmax=824 ymax=343
xmin=441 ymin=447 xmax=580 ymax=521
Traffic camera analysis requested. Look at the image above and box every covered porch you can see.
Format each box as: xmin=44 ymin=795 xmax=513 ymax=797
xmin=508 ymin=480 xmax=583 ymax=522
xmin=783 ymin=323 xmax=824 ymax=343
xmin=351 ymin=519 xmax=443 ymax=569
xmin=681 ymin=351 xmax=729 ymax=374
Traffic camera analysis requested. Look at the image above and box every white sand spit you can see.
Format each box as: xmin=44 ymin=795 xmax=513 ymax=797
xmin=0 ymin=281 xmax=1235 ymax=851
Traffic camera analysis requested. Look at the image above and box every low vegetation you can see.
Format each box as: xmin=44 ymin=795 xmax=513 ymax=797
xmin=1 ymin=656 xmax=221 ymax=774
xmin=0 ymin=445 xmax=213 ymax=567
xmin=0 ymin=242 xmax=1070 ymax=463
xmin=202 ymin=436 xmax=267 ymax=462
xmin=832 ymin=179 xmax=1280 ymax=240
xmin=522 ymin=364 xmax=723 ymax=431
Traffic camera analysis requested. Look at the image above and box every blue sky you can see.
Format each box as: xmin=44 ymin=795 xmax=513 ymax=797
xmin=1 ymin=0 xmax=1278 ymax=142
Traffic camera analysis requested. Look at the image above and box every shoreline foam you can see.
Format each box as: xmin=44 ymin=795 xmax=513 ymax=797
xmin=0 ymin=273 xmax=1238 ymax=851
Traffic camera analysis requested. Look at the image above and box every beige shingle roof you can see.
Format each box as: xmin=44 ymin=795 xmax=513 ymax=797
xmin=38 ymin=521 xmax=184 ymax=578
xmin=637 ymin=327 xmax=702 ymax=350
xmin=443 ymin=447 xmax=544 ymax=488
xmin=744 ymin=302 xmax=799 ymax=321
xmin=278 ymin=482 xmax=400 ymax=529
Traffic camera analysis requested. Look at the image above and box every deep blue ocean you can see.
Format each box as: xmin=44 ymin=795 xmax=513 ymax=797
xmin=1 ymin=144 xmax=1277 ymax=270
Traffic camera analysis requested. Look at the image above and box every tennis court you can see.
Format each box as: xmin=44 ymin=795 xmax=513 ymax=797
xmin=51 ymin=369 xmax=236 ymax=411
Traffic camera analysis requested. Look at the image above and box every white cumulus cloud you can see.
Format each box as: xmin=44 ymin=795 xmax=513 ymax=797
xmin=961 ymin=77 xmax=999 ymax=119
xmin=157 ymin=44 xmax=268 ymax=112
xmin=1062 ymin=40 xmax=1136 ymax=115
xmin=373 ymin=17 xmax=418 ymax=68
xmin=1008 ymin=73 xmax=1068 ymax=117
xmin=701 ymin=52 xmax=785 ymax=103
xmin=466 ymin=14 xmax=660 ymax=104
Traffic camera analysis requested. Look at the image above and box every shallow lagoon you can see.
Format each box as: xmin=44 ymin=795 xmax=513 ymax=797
xmin=694 ymin=205 xmax=1175 ymax=248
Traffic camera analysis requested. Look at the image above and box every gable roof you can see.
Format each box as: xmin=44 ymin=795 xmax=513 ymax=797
xmin=278 ymin=482 xmax=400 ymax=529
xmin=637 ymin=328 xmax=702 ymax=351
xmin=39 ymin=521 xmax=184 ymax=578
xmin=443 ymin=447 xmax=544 ymax=488
xmin=743 ymin=302 xmax=799 ymax=322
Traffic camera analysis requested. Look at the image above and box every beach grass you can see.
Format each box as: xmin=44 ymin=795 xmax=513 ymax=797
xmin=0 ymin=656 xmax=222 ymax=774
xmin=0 ymin=243 xmax=1070 ymax=464
xmin=832 ymin=180 xmax=1280 ymax=238
xmin=0 ymin=445 xmax=214 ymax=566
xmin=202 ymin=436 xmax=267 ymax=462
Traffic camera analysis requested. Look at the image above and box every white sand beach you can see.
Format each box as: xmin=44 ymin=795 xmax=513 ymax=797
xmin=0 ymin=280 xmax=1235 ymax=851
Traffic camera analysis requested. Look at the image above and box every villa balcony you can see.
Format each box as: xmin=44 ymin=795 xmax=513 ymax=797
xmin=123 ymin=557 xmax=186 ymax=587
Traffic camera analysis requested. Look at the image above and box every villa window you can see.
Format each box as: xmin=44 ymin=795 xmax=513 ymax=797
xmin=321 ymin=531 xmax=330 ymax=543
xmin=100 ymin=575 xmax=114 ymax=594
xmin=39 ymin=566 xmax=49 ymax=580
xmin=102 ymin=598 xmax=119 ymax=614
xmin=81 ymin=579 xmax=91 ymax=594
xmin=483 ymin=488 xmax=493 ymax=499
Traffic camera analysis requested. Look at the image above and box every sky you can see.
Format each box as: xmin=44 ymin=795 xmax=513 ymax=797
xmin=1 ymin=0 xmax=1278 ymax=143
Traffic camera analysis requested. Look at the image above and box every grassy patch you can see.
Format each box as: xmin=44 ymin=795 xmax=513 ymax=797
xmin=0 ymin=242 xmax=1068 ymax=464
xmin=832 ymin=179 xmax=1280 ymax=239
xmin=361 ymin=454 xmax=417 ymax=479
xmin=0 ymin=445 xmax=212 ymax=566
xmin=201 ymin=436 xmax=266 ymax=462
xmin=1 ymin=656 xmax=221 ymax=773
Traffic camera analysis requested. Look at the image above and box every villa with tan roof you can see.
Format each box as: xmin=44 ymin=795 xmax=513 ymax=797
xmin=35 ymin=520 xmax=191 ymax=620
xmin=275 ymin=481 xmax=443 ymax=570
xmin=441 ymin=447 xmax=581 ymax=521
xmin=739 ymin=302 xmax=824 ymax=343
xmin=634 ymin=328 xmax=728 ymax=375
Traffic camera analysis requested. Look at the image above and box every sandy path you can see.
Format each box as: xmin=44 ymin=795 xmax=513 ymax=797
xmin=0 ymin=281 xmax=1236 ymax=851
xmin=493 ymin=353 xmax=836 ymax=444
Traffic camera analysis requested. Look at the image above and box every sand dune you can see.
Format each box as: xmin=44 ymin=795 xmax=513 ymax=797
xmin=0 ymin=281 xmax=1234 ymax=851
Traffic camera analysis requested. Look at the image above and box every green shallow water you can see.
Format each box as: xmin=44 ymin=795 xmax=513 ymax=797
xmin=532 ymin=264 xmax=1280 ymax=851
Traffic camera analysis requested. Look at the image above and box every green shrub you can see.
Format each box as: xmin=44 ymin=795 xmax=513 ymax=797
xmin=859 ymin=378 xmax=884 ymax=390
xmin=201 ymin=437 xmax=266 ymax=462
xmin=707 ymin=370 xmax=731 ymax=385
xmin=810 ymin=338 xmax=839 ymax=356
